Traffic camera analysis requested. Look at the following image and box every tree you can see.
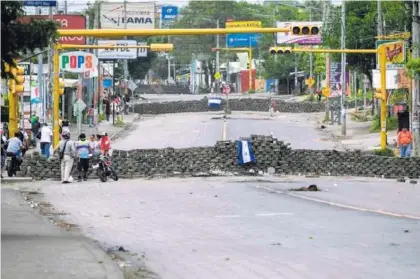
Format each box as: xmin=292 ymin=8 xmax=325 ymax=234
xmin=322 ymin=1 xmax=411 ymax=82
xmin=1 ymin=1 xmax=58 ymax=78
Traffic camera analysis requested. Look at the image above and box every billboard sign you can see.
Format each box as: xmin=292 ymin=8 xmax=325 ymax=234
xmin=376 ymin=40 xmax=406 ymax=69
xmin=60 ymin=51 xmax=98 ymax=73
xmin=23 ymin=1 xmax=57 ymax=7
xmin=276 ymin=21 xmax=322 ymax=45
xmin=100 ymin=2 xmax=155 ymax=29
xmin=226 ymin=21 xmax=261 ymax=48
xmin=97 ymin=40 xmax=138 ymax=59
xmin=18 ymin=15 xmax=86 ymax=45
xmin=161 ymin=6 xmax=178 ymax=21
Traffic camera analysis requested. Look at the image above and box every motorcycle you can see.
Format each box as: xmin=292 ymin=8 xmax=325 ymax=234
xmin=93 ymin=155 xmax=118 ymax=182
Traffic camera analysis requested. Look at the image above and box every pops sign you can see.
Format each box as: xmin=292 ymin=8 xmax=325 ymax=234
xmin=60 ymin=51 xmax=98 ymax=73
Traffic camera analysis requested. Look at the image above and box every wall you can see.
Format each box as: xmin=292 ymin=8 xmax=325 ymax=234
xmin=19 ymin=135 xmax=420 ymax=180
xmin=134 ymin=98 xmax=326 ymax=115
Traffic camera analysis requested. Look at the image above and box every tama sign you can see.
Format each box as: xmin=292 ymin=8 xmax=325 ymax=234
xmin=60 ymin=51 xmax=98 ymax=73
xmin=100 ymin=2 xmax=155 ymax=29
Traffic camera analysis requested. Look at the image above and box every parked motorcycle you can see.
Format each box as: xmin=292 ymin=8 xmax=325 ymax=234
xmin=94 ymin=155 xmax=118 ymax=182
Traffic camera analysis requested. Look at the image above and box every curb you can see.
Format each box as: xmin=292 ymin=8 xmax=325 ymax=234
xmin=110 ymin=113 xmax=140 ymax=141
xmin=1 ymin=177 xmax=33 ymax=184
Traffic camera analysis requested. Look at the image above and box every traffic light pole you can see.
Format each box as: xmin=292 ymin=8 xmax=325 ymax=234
xmin=291 ymin=47 xmax=388 ymax=149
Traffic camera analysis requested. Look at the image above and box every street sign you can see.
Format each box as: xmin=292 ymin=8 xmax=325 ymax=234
xmin=161 ymin=6 xmax=178 ymax=21
xmin=97 ymin=40 xmax=138 ymax=59
xmin=305 ymin=77 xmax=315 ymax=88
xmin=376 ymin=40 xmax=406 ymax=69
xmin=226 ymin=33 xmax=261 ymax=48
xmin=214 ymin=72 xmax=221 ymax=80
xmin=23 ymin=1 xmax=57 ymax=7
xmin=74 ymin=99 xmax=86 ymax=115
xmin=60 ymin=51 xmax=98 ymax=73
xmin=137 ymin=42 xmax=148 ymax=58
xmin=226 ymin=20 xmax=262 ymax=48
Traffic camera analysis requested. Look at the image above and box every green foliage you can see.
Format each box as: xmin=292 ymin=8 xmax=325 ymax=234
xmin=370 ymin=115 xmax=398 ymax=132
xmin=405 ymin=58 xmax=420 ymax=79
xmin=98 ymin=113 xmax=106 ymax=122
xmin=322 ymin=1 xmax=411 ymax=80
xmin=389 ymin=89 xmax=408 ymax=105
xmin=303 ymin=94 xmax=316 ymax=102
xmin=350 ymin=111 xmax=370 ymax=122
xmin=1 ymin=1 xmax=58 ymax=78
xmin=248 ymin=89 xmax=256 ymax=94
xmin=374 ymin=148 xmax=395 ymax=157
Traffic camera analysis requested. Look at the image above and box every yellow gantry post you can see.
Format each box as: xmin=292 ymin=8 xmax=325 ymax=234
xmin=8 ymin=78 xmax=17 ymax=137
xmin=53 ymin=44 xmax=60 ymax=149
xmin=378 ymin=45 xmax=388 ymax=150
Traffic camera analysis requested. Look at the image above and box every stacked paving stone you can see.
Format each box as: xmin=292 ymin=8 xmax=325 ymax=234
xmin=134 ymin=98 xmax=326 ymax=115
xmin=20 ymin=135 xmax=420 ymax=180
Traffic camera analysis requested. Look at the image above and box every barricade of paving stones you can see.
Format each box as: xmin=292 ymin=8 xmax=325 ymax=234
xmin=18 ymin=135 xmax=420 ymax=180
xmin=134 ymin=98 xmax=326 ymax=115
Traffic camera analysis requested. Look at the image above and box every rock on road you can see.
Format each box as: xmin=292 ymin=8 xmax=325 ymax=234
xmin=114 ymin=112 xmax=337 ymax=150
xmin=30 ymin=176 xmax=420 ymax=279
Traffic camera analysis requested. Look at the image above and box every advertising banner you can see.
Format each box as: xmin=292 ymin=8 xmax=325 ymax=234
xmin=329 ymin=62 xmax=350 ymax=97
xmin=100 ymin=2 xmax=155 ymax=29
xmin=60 ymin=51 xmax=98 ymax=73
xmin=137 ymin=42 xmax=148 ymax=58
xmin=276 ymin=21 xmax=322 ymax=45
xmin=97 ymin=40 xmax=138 ymax=59
xmin=161 ymin=6 xmax=178 ymax=21
xmin=18 ymin=15 xmax=86 ymax=44
xmin=376 ymin=40 xmax=406 ymax=69
xmin=226 ymin=21 xmax=262 ymax=48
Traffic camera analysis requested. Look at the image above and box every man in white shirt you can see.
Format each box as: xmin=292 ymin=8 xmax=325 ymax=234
xmin=40 ymin=123 xmax=53 ymax=158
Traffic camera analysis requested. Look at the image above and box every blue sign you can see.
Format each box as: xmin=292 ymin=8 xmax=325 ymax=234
xmin=226 ymin=33 xmax=261 ymax=48
xmin=23 ymin=1 xmax=57 ymax=7
xmin=161 ymin=6 xmax=178 ymax=21
xmin=103 ymin=79 xmax=113 ymax=89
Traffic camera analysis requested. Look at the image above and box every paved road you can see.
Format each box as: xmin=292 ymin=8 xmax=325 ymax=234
xmin=29 ymin=176 xmax=420 ymax=279
xmin=114 ymin=112 xmax=338 ymax=150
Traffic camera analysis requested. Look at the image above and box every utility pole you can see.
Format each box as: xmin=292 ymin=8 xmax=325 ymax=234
xmin=376 ymin=0 xmax=383 ymax=117
xmin=340 ymin=0 xmax=347 ymax=136
xmin=216 ymin=18 xmax=220 ymax=92
xmin=64 ymin=0 xmax=68 ymax=13
xmin=412 ymin=0 xmax=420 ymax=156
xmin=309 ymin=5 xmax=313 ymax=94
xmin=47 ymin=6 xmax=53 ymax=124
xmin=123 ymin=0 xmax=129 ymax=115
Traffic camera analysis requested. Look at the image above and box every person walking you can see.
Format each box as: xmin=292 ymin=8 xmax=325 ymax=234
xmin=104 ymin=99 xmax=111 ymax=122
xmin=87 ymin=105 xmax=94 ymax=127
xmin=40 ymin=123 xmax=53 ymax=158
xmin=76 ymin=133 xmax=90 ymax=182
xmin=397 ymin=128 xmax=413 ymax=158
xmin=58 ymin=131 xmax=76 ymax=183
xmin=31 ymin=115 xmax=41 ymax=147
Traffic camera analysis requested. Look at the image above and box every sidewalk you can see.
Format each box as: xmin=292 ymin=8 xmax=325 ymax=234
xmin=313 ymin=110 xmax=397 ymax=151
xmin=1 ymin=188 xmax=124 ymax=279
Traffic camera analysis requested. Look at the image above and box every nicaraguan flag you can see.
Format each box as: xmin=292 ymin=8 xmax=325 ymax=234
xmin=237 ymin=140 xmax=256 ymax=165
xmin=208 ymin=97 xmax=222 ymax=109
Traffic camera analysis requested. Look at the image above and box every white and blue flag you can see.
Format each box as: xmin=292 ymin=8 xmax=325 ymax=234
xmin=208 ymin=97 xmax=222 ymax=109
xmin=237 ymin=140 xmax=256 ymax=165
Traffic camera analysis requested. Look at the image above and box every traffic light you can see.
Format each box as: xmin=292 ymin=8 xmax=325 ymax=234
xmin=150 ymin=43 xmax=174 ymax=52
xmin=5 ymin=63 xmax=25 ymax=95
xmin=290 ymin=25 xmax=320 ymax=35
xmin=374 ymin=88 xmax=385 ymax=100
xmin=269 ymin=46 xmax=292 ymax=55
xmin=59 ymin=80 xmax=65 ymax=95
